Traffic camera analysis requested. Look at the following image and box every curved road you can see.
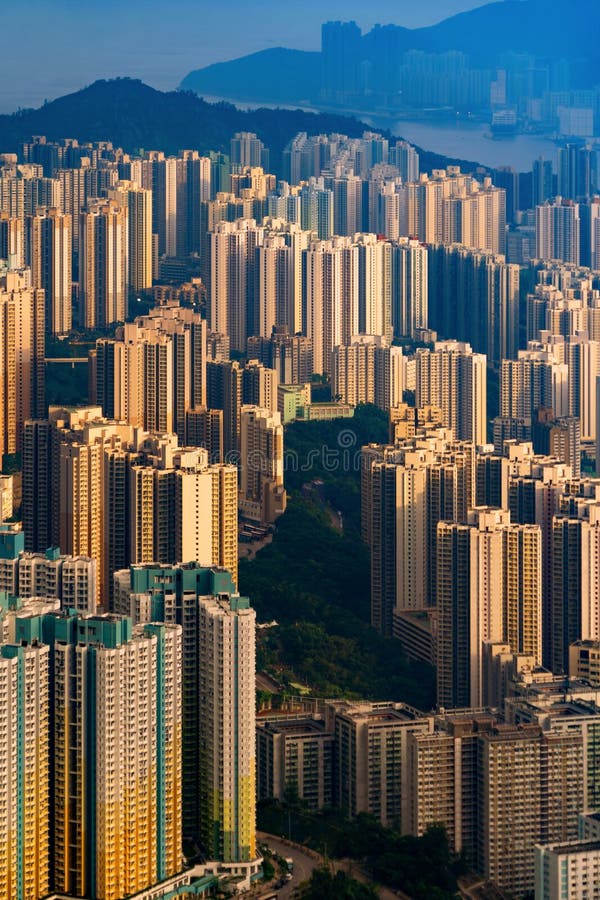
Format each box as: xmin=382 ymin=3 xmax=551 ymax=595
xmin=257 ymin=831 xmax=319 ymax=897
xmin=257 ymin=831 xmax=400 ymax=899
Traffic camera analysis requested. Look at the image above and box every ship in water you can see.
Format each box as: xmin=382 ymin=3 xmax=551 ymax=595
xmin=490 ymin=108 xmax=518 ymax=136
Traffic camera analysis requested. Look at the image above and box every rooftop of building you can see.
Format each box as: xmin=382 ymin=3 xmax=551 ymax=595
xmin=259 ymin=718 xmax=330 ymax=737
xmin=336 ymin=703 xmax=428 ymax=725
xmin=444 ymin=712 xmax=498 ymax=730
xmin=7 ymin=597 xmax=61 ymax=618
xmin=534 ymin=699 xmax=600 ymax=718
xmin=537 ymin=840 xmax=600 ymax=856
xmin=478 ymin=723 xmax=543 ymax=742
xmin=582 ymin=810 xmax=600 ymax=823
xmin=572 ymin=639 xmax=600 ymax=650
xmin=394 ymin=608 xmax=434 ymax=624
xmin=512 ymin=675 xmax=600 ymax=696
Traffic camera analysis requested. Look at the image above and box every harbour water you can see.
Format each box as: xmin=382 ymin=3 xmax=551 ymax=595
xmin=375 ymin=118 xmax=558 ymax=173
xmin=203 ymin=95 xmax=559 ymax=173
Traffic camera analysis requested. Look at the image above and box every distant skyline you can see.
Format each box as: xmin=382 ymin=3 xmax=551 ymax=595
xmin=1 ymin=0 xmax=483 ymax=113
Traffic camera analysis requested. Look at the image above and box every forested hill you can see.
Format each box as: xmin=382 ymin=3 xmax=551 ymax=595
xmin=0 ymin=78 xmax=478 ymax=175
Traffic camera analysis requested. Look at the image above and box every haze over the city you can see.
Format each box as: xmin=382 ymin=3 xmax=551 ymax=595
xmin=1 ymin=0 xmax=599 ymax=897
xmin=2 ymin=0 xmax=481 ymax=112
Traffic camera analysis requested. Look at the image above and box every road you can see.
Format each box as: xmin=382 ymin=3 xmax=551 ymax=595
xmin=257 ymin=832 xmax=319 ymax=898
xmin=256 ymin=832 xmax=400 ymax=899
xmin=238 ymin=532 xmax=273 ymax=560
xmin=256 ymin=671 xmax=282 ymax=693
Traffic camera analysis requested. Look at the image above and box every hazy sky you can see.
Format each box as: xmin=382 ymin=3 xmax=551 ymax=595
xmin=1 ymin=0 xmax=482 ymax=112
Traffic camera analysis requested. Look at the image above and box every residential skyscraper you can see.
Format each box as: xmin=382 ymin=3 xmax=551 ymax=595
xmin=0 ymin=267 xmax=45 ymax=454
xmin=22 ymin=418 xmax=54 ymax=552
xmin=26 ymin=207 xmax=72 ymax=335
xmin=330 ymin=173 xmax=363 ymax=236
xmin=415 ymin=340 xmax=487 ymax=445
xmin=536 ymin=198 xmax=581 ymax=264
xmin=0 ymin=543 xmax=98 ymax=613
xmin=112 ymin=565 xmax=257 ymax=862
xmin=436 ymin=508 xmax=542 ymax=709
xmin=333 ymin=702 xmax=433 ymax=829
xmin=230 ymin=132 xmax=269 ymax=170
xmin=57 ymin=165 xmax=95 ymax=262
xmin=239 ymin=405 xmax=286 ymax=524
xmin=0 ymin=211 xmax=24 ymax=267
xmin=303 ymin=236 xmax=359 ymax=374
xmin=22 ymin=408 xmax=238 ymax=602
xmin=210 ymin=219 xmax=264 ymax=352
xmin=551 ymin=510 xmax=600 ymax=674
xmin=259 ymin=217 xmax=313 ymax=335
xmin=149 ymin=153 xmax=177 ymax=257
xmin=253 ymin=233 xmax=289 ymax=337
xmin=199 ymin=192 xmax=262 ymax=287
xmin=355 ymin=233 xmax=393 ymax=340
xmin=0 ymin=171 xmax=25 ymax=218
xmin=477 ymin=726 xmax=582 ymax=896
xmin=371 ymin=178 xmax=402 ymax=240
xmin=535 ymin=840 xmax=600 ymax=900
xmin=207 ymin=359 xmax=244 ymax=458
xmin=185 ymin=406 xmax=224 ymax=463
xmin=500 ymin=347 xmax=569 ymax=423
xmin=109 ymin=180 xmax=153 ymax=293
xmin=532 ymin=157 xmax=554 ymax=207
xmin=400 ymin=168 xmax=506 ymax=255
xmin=79 ymin=199 xmax=128 ymax=328
xmin=565 ymin=333 xmax=600 ymax=442
xmin=532 ymin=408 xmax=581 ymax=477
xmin=299 ymin=178 xmax=334 ymax=240
xmin=389 ymin=140 xmax=420 ymax=182
xmin=113 ymin=565 xmax=248 ymax=851
xmin=320 ymin=20 xmax=362 ymax=102
xmin=0 ymin=640 xmax=50 ymax=900
xmin=247 ymin=326 xmax=313 ymax=386
xmin=175 ymin=151 xmax=211 ymax=257
xmin=428 ymin=244 xmax=520 ymax=366
xmin=408 ymin=714 xmax=583 ymax=897
xmin=442 ymin=177 xmax=507 ymax=255
xmin=557 ymin=143 xmax=595 ymax=200
xmin=95 ymin=305 xmax=208 ymax=442
xmin=198 ymin=591 xmax=256 ymax=862
xmin=257 ymin=717 xmax=334 ymax=810
xmin=23 ymin=611 xmax=183 ymax=900
xmin=332 ymin=335 xmax=403 ymax=411
xmin=391 ymin=238 xmax=428 ymax=341
xmin=363 ymin=432 xmax=475 ymax=635
xmin=242 ymin=359 xmax=278 ymax=413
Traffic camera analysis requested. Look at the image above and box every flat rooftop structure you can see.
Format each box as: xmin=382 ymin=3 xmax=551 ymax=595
xmin=540 ymin=839 xmax=600 ymax=855
xmin=511 ymin=697 xmax=600 ymax=718
xmin=541 ymin=700 xmax=600 ymax=717
xmin=482 ymin=725 xmax=544 ymax=742
xmin=515 ymin=676 xmax=596 ymax=695
xmin=259 ymin=718 xmax=329 ymax=736
xmin=443 ymin=713 xmax=498 ymax=734
xmin=336 ymin=705 xmax=427 ymax=725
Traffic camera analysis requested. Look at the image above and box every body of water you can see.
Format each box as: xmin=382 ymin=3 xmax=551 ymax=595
xmin=203 ymin=95 xmax=558 ymax=173
xmin=384 ymin=118 xmax=557 ymax=172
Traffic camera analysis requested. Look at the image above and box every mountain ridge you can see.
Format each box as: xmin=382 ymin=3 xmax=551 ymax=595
xmin=180 ymin=47 xmax=321 ymax=105
xmin=0 ymin=78 xmax=480 ymax=175
xmin=181 ymin=0 xmax=600 ymax=105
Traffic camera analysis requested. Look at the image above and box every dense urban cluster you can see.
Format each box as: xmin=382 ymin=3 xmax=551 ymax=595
xmin=0 ymin=117 xmax=599 ymax=900
xmin=185 ymin=13 xmax=600 ymax=141
xmin=317 ymin=19 xmax=600 ymax=135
